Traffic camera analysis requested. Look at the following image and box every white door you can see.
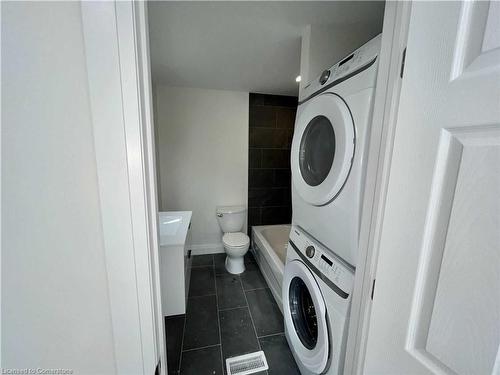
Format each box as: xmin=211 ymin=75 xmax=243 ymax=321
xmin=291 ymin=93 xmax=355 ymax=206
xmin=364 ymin=1 xmax=500 ymax=374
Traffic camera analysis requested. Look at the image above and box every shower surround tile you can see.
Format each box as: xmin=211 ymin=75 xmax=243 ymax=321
xmin=248 ymin=93 xmax=297 ymax=233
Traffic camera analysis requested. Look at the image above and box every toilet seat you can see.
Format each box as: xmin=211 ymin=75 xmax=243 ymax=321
xmin=223 ymin=232 xmax=250 ymax=248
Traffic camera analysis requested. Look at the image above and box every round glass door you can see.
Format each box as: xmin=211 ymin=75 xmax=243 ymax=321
xmin=299 ymin=115 xmax=336 ymax=187
xmin=291 ymin=93 xmax=355 ymax=206
xmin=289 ymin=277 xmax=319 ymax=349
xmin=283 ymin=260 xmax=329 ymax=373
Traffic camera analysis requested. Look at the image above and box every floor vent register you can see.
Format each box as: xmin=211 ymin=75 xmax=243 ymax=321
xmin=226 ymin=351 xmax=269 ymax=375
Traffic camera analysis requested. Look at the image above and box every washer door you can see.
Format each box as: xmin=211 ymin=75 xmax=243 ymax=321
xmin=283 ymin=260 xmax=329 ymax=373
xmin=291 ymin=93 xmax=355 ymax=206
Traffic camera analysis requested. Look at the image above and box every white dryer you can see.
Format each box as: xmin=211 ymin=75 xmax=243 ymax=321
xmin=283 ymin=226 xmax=354 ymax=375
xmin=291 ymin=35 xmax=381 ymax=267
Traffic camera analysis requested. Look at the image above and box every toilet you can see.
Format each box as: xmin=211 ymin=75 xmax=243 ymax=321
xmin=216 ymin=205 xmax=250 ymax=274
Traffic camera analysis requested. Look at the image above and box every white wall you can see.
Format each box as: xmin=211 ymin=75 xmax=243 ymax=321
xmin=299 ymin=22 xmax=383 ymax=94
xmin=155 ymin=86 xmax=248 ymax=252
xmin=2 ymin=2 xmax=116 ymax=372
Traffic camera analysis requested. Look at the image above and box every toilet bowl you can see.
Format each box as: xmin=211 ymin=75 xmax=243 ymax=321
xmin=216 ymin=206 xmax=250 ymax=274
xmin=222 ymin=232 xmax=250 ymax=274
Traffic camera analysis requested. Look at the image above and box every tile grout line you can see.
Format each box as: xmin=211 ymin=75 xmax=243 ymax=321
xmin=178 ymin=256 xmax=215 ymax=372
xmin=238 ymin=274 xmax=264 ymax=356
xmin=177 ymin=306 xmax=187 ymax=374
xmin=213 ymin=254 xmax=225 ymax=375
xmin=257 ymin=331 xmax=285 ymax=339
xmin=242 ymin=286 xmax=269 ymax=293
xmin=188 ymin=292 xmax=217 ymax=298
xmin=189 ymin=261 xmax=214 ymax=269
xmin=241 ymin=259 xmax=270 ymax=375
xmin=218 ymin=305 xmax=248 ymax=313
xmin=181 ymin=343 xmax=221 ymax=353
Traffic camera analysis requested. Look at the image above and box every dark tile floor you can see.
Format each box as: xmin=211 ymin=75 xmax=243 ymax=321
xmin=165 ymin=252 xmax=300 ymax=375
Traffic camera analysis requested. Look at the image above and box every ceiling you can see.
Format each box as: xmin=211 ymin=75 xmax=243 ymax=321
xmin=148 ymin=1 xmax=385 ymax=96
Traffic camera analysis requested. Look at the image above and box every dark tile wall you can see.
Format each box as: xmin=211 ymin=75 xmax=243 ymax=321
xmin=248 ymin=93 xmax=297 ymax=232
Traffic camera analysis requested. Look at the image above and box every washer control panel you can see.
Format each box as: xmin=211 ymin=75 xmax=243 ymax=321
xmin=288 ymin=225 xmax=354 ymax=294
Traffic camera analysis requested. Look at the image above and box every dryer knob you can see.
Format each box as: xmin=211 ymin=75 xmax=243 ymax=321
xmin=319 ymin=69 xmax=330 ymax=85
xmin=306 ymin=246 xmax=315 ymax=258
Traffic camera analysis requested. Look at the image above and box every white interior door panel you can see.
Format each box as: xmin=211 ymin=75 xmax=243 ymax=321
xmin=364 ymin=1 xmax=500 ymax=374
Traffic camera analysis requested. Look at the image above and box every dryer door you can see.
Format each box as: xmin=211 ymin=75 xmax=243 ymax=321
xmin=291 ymin=93 xmax=355 ymax=206
xmin=283 ymin=259 xmax=329 ymax=374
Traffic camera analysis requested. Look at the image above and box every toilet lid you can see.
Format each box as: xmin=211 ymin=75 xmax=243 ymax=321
xmin=223 ymin=232 xmax=250 ymax=248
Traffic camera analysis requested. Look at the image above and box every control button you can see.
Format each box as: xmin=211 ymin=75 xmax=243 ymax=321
xmin=319 ymin=69 xmax=330 ymax=85
xmin=306 ymin=246 xmax=315 ymax=258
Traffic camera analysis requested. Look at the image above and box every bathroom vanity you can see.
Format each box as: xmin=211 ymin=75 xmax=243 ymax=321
xmin=158 ymin=211 xmax=192 ymax=316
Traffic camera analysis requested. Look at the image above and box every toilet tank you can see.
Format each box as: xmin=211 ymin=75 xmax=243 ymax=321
xmin=216 ymin=205 xmax=246 ymax=233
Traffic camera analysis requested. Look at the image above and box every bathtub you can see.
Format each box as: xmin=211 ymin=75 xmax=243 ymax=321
xmin=251 ymin=224 xmax=291 ymax=312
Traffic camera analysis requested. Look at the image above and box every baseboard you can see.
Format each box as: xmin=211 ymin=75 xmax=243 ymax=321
xmin=190 ymin=243 xmax=225 ymax=255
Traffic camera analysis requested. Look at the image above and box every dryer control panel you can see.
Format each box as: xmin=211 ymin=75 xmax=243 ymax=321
xmin=288 ymin=225 xmax=354 ymax=296
xmin=300 ymin=33 xmax=382 ymax=102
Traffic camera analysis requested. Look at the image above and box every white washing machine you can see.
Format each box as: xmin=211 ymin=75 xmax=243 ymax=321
xmin=291 ymin=34 xmax=381 ymax=267
xmin=283 ymin=226 xmax=354 ymax=375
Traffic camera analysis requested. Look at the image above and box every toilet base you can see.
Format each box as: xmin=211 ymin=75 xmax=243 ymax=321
xmin=225 ymin=255 xmax=245 ymax=274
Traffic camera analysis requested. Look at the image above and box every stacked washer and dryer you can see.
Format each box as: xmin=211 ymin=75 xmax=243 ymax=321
xmin=283 ymin=35 xmax=381 ymax=375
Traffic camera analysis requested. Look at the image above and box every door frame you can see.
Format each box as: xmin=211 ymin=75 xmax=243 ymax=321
xmin=81 ymin=1 xmax=166 ymax=374
xmin=343 ymin=2 xmax=412 ymax=374
xmin=129 ymin=3 xmax=166 ymax=374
